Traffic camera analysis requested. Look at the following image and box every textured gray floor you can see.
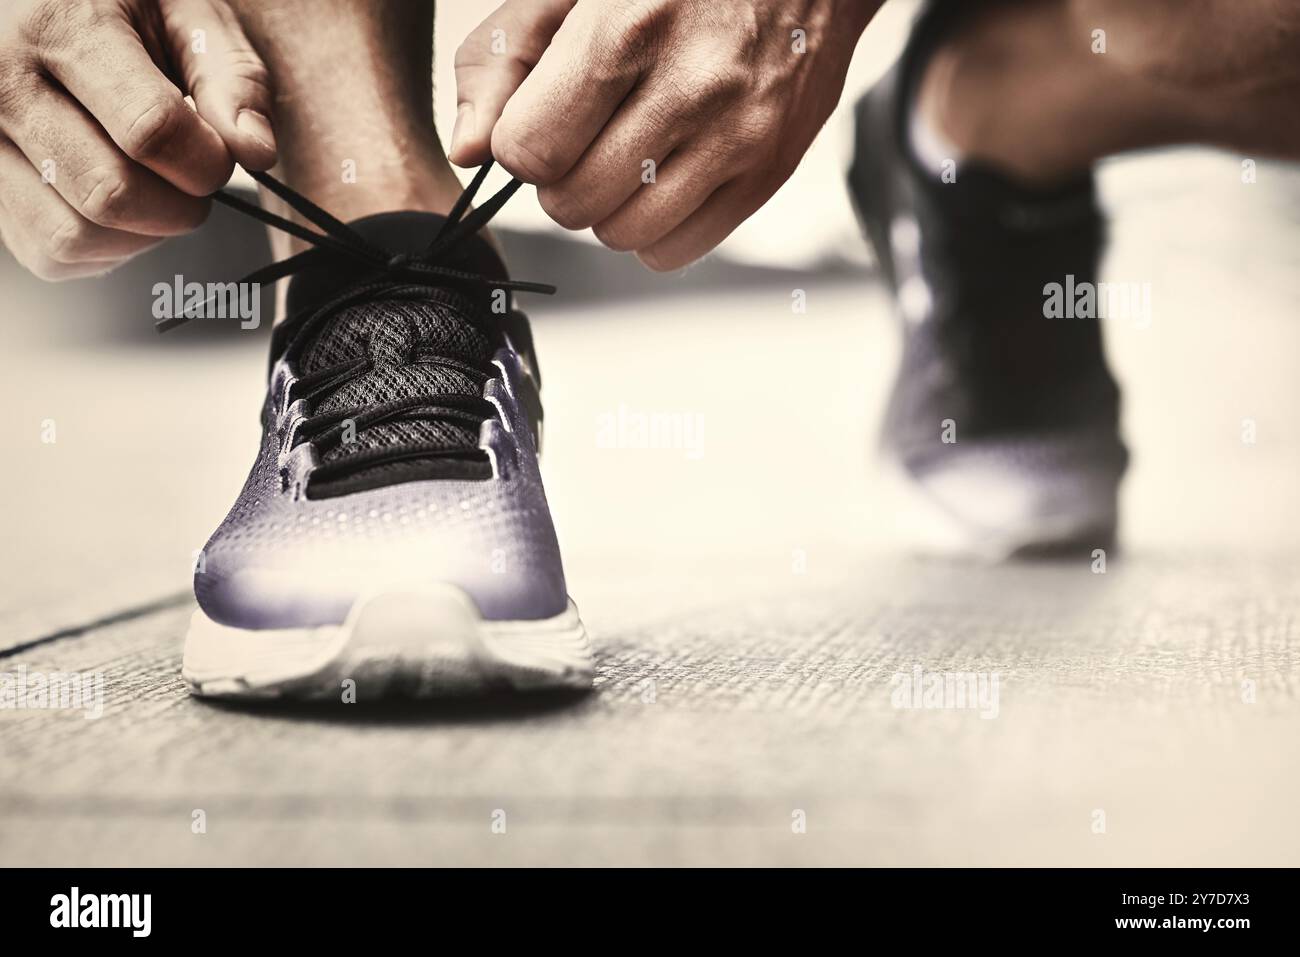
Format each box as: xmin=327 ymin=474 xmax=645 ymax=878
xmin=3 ymin=553 xmax=1298 ymax=865
xmin=3 ymin=152 xmax=1299 ymax=866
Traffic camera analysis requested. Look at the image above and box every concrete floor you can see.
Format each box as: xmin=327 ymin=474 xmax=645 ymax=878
xmin=2 ymin=150 xmax=1299 ymax=866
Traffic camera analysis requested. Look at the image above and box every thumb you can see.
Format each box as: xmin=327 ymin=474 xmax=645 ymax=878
xmin=165 ymin=0 xmax=277 ymax=172
xmin=449 ymin=0 xmax=575 ymax=168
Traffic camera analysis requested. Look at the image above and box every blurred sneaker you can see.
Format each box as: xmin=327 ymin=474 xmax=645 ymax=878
xmin=848 ymin=1 xmax=1128 ymax=559
xmin=175 ymin=168 xmax=593 ymax=698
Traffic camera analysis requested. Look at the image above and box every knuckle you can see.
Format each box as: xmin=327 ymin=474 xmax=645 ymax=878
xmin=44 ymin=213 xmax=90 ymax=263
xmin=581 ymin=10 xmax=656 ymax=87
xmin=600 ymin=1 xmax=664 ymax=61
xmin=459 ymin=14 xmax=504 ymax=55
xmin=452 ymin=38 xmax=472 ymax=70
xmin=226 ymin=49 xmax=272 ymax=99
xmin=493 ymin=121 xmax=566 ymax=184
xmin=536 ymin=184 xmax=597 ymax=231
xmin=585 ymin=55 xmax=634 ymax=94
xmin=121 ymin=94 xmax=187 ymax=161
xmin=16 ymin=0 xmax=82 ymax=49
xmin=453 ymin=34 xmax=486 ymax=71
xmin=636 ymin=246 xmax=677 ymax=273
xmin=75 ymin=167 xmax=131 ymax=226
xmin=672 ymin=65 xmax=748 ymax=120
xmin=592 ymin=218 xmax=638 ymax=253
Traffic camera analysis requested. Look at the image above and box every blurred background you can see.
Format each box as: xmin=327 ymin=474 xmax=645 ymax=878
xmin=3 ymin=0 xmax=1299 ymax=866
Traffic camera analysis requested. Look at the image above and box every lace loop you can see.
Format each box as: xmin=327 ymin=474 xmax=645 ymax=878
xmin=154 ymin=161 xmax=553 ymax=333
xmin=163 ymin=163 xmax=548 ymax=491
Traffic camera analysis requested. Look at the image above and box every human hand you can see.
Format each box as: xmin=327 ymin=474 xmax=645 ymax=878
xmin=451 ymin=0 xmax=877 ymax=270
xmin=0 ymin=0 xmax=275 ymax=279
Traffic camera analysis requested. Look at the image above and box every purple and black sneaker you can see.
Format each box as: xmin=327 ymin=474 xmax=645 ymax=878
xmin=169 ymin=166 xmax=592 ymax=698
xmin=849 ymin=1 xmax=1128 ymax=559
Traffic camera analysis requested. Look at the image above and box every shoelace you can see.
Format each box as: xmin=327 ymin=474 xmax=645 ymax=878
xmin=158 ymin=161 xmax=554 ymax=489
xmin=155 ymin=160 xmax=552 ymax=332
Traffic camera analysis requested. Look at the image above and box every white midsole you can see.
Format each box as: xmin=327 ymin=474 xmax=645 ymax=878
xmin=182 ymin=584 xmax=593 ymax=697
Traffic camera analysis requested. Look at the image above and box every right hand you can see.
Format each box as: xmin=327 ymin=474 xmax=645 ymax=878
xmin=0 ymin=0 xmax=276 ymax=280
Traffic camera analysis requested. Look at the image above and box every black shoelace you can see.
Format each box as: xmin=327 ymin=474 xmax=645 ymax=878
xmin=158 ymin=162 xmax=554 ymax=489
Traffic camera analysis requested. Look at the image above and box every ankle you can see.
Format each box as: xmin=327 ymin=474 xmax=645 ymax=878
xmin=913 ymin=7 xmax=1087 ymax=186
xmin=263 ymin=144 xmax=470 ymax=259
xmin=914 ymin=2 xmax=1203 ymax=187
xmin=263 ymin=148 xmax=504 ymax=322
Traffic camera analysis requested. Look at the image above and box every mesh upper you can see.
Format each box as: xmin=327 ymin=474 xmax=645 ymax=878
xmin=192 ymin=209 xmax=570 ymax=628
xmin=300 ymin=294 xmax=494 ymax=467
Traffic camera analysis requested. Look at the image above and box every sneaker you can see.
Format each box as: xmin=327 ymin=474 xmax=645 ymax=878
xmin=848 ymin=0 xmax=1128 ymax=558
xmin=170 ymin=165 xmax=593 ymax=698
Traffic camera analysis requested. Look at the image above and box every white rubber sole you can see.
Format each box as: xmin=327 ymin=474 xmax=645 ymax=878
xmin=877 ymin=460 xmax=1117 ymax=561
xmin=182 ymin=585 xmax=594 ymax=700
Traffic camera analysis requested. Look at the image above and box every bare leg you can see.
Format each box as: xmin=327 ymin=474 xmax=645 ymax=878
xmin=917 ymin=0 xmax=1300 ymax=185
xmin=226 ymin=0 xmax=467 ymax=259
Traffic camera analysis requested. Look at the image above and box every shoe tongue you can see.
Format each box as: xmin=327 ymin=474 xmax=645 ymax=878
xmin=298 ymin=293 xmax=492 ymax=374
xmin=285 ymin=210 xmax=508 ymax=317
xmin=284 ymin=211 xmax=508 ymax=481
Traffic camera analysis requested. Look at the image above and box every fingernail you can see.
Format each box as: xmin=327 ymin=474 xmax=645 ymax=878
xmin=450 ymin=104 xmax=475 ymax=159
xmin=236 ymin=110 xmax=277 ymax=153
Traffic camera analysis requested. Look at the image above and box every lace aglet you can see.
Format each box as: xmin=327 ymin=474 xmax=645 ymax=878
xmin=154 ymin=293 xmax=220 ymax=333
xmin=154 ymin=315 xmax=187 ymax=334
xmin=515 ymin=281 xmax=557 ymax=296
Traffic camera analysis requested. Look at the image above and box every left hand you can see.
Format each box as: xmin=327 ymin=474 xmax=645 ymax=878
xmin=450 ymin=0 xmax=877 ymax=271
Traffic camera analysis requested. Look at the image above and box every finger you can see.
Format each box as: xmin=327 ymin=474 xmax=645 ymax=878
xmin=38 ymin=11 xmax=233 ymax=194
xmin=449 ymin=0 xmax=576 ymax=168
xmin=636 ymin=176 xmax=772 ymax=273
xmin=589 ymin=143 xmax=732 ymax=252
xmin=0 ymin=79 xmax=211 ymax=236
xmin=490 ymin=4 xmax=641 ymax=184
xmin=534 ymin=82 xmax=695 ymax=231
xmin=0 ymin=137 xmax=166 ymax=281
xmin=162 ymin=0 xmax=277 ymax=171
